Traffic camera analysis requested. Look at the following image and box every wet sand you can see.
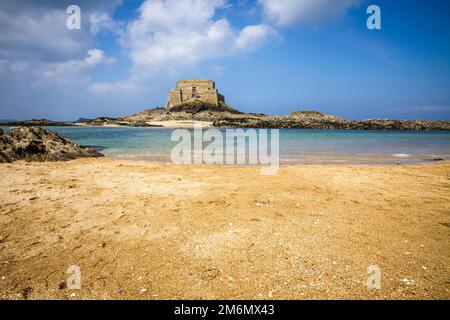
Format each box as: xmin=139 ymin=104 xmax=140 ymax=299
xmin=0 ymin=158 xmax=449 ymax=299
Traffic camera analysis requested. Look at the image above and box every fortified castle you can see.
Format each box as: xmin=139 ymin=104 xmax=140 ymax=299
xmin=166 ymin=80 xmax=225 ymax=110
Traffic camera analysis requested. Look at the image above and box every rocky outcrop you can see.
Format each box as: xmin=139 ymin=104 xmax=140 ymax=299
xmin=0 ymin=127 xmax=103 ymax=163
xmin=116 ymin=101 xmax=241 ymax=124
xmin=85 ymin=116 xmax=162 ymax=127
xmin=5 ymin=109 xmax=449 ymax=131
xmin=73 ymin=117 xmax=93 ymax=123
xmin=166 ymin=100 xmax=240 ymax=114
xmin=119 ymin=107 xmax=450 ymax=130
xmin=1 ymin=119 xmax=75 ymax=126
xmin=213 ymin=111 xmax=450 ymax=131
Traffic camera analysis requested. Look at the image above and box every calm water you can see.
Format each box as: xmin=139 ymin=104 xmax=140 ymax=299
xmin=2 ymin=126 xmax=450 ymax=164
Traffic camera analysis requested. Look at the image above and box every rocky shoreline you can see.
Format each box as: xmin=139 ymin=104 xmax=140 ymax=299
xmin=1 ymin=119 xmax=75 ymax=127
xmin=120 ymin=107 xmax=450 ymax=130
xmin=213 ymin=113 xmax=450 ymax=130
xmin=0 ymin=127 xmax=103 ymax=163
xmin=2 ymin=105 xmax=449 ymax=130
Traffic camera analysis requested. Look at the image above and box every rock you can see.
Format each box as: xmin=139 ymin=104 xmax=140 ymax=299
xmin=9 ymin=109 xmax=448 ymax=131
xmin=113 ymin=101 xmax=242 ymax=125
xmin=0 ymin=128 xmax=3 ymax=136
xmin=0 ymin=126 xmax=103 ymax=163
xmin=73 ymin=117 xmax=92 ymax=123
xmin=166 ymin=100 xmax=240 ymax=114
xmin=3 ymin=119 xmax=74 ymax=126
xmin=21 ymin=287 xmax=32 ymax=300
xmin=213 ymin=110 xmax=450 ymax=131
xmin=291 ymin=110 xmax=325 ymax=118
xmin=90 ymin=117 xmax=120 ymax=124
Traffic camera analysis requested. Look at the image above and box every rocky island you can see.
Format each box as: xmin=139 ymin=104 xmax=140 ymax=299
xmin=1 ymin=80 xmax=449 ymax=130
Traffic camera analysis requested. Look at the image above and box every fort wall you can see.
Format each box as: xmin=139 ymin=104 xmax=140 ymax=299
xmin=166 ymin=80 xmax=225 ymax=109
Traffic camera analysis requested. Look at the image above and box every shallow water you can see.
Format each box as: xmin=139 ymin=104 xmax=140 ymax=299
xmin=2 ymin=126 xmax=450 ymax=164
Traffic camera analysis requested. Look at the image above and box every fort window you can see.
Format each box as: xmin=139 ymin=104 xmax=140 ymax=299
xmin=191 ymin=86 xmax=198 ymax=98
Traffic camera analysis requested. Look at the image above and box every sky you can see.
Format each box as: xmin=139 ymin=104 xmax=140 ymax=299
xmin=0 ymin=0 xmax=449 ymax=121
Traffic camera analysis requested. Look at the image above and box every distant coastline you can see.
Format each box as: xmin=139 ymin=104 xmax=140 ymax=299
xmin=2 ymin=107 xmax=449 ymax=131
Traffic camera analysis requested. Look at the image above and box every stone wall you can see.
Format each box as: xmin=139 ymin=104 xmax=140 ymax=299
xmin=166 ymin=79 xmax=225 ymax=109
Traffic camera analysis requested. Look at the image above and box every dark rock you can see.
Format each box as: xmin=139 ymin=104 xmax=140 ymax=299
xmin=86 ymin=117 xmax=121 ymax=126
xmin=291 ymin=110 xmax=325 ymax=117
xmin=122 ymin=106 xmax=450 ymax=131
xmin=21 ymin=286 xmax=33 ymax=300
xmin=3 ymin=119 xmax=74 ymax=127
xmin=0 ymin=128 xmax=3 ymax=136
xmin=167 ymin=100 xmax=240 ymax=114
xmin=59 ymin=281 xmax=67 ymax=290
xmin=0 ymin=126 xmax=103 ymax=163
xmin=73 ymin=117 xmax=92 ymax=123
xmin=213 ymin=111 xmax=450 ymax=131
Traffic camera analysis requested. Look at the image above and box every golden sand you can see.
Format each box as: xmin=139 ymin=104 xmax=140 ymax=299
xmin=0 ymin=158 xmax=449 ymax=299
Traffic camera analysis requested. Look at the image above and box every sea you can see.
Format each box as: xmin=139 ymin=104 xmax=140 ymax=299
xmin=2 ymin=126 xmax=450 ymax=165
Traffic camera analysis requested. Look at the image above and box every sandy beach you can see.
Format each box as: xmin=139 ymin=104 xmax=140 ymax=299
xmin=0 ymin=158 xmax=449 ymax=300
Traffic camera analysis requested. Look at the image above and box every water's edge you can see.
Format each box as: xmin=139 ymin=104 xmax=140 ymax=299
xmin=2 ymin=126 xmax=449 ymax=165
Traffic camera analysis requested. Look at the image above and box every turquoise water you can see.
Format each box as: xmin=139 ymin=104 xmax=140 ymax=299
xmin=2 ymin=126 xmax=450 ymax=164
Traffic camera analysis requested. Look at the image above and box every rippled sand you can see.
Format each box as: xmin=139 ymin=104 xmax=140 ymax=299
xmin=0 ymin=158 xmax=449 ymax=299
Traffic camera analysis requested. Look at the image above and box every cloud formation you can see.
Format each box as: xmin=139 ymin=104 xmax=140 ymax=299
xmin=1 ymin=0 xmax=362 ymax=95
xmin=0 ymin=0 xmax=365 ymax=109
xmin=34 ymin=49 xmax=114 ymax=88
xmin=0 ymin=0 xmax=120 ymax=62
xmin=91 ymin=0 xmax=278 ymax=93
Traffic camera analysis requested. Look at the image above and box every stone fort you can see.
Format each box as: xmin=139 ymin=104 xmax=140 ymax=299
xmin=166 ymin=79 xmax=225 ymax=110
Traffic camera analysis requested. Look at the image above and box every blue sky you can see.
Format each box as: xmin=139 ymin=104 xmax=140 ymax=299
xmin=0 ymin=0 xmax=449 ymax=121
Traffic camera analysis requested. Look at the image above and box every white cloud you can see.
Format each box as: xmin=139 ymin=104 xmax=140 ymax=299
xmin=258 ymin=0 xmax=363 ymax=27
xmin=0 ymin=0 xmax=278 ymax=96
xmin=0 ymin=7 xmax=89 ymax=62
xmin=90 ymin=12 xmax=124 ymax=36
xmin=91 ymin=0 xmax=278 ymax=93
xmin=0 ymin=0 xmax=122 ymax=62
xmin=123 ymin=0 xmax=277 ymax=66
xmin=85 ymin=49 xmax=114 ymax=66
xmin=33 ymin=49 xmax=114 ymax=88
xmin=236 ymin=24 xmax=277 ymax=51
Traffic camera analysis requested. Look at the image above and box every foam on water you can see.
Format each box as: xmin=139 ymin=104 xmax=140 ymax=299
xmin=392 ymin=154 xmax=412 ymax=158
